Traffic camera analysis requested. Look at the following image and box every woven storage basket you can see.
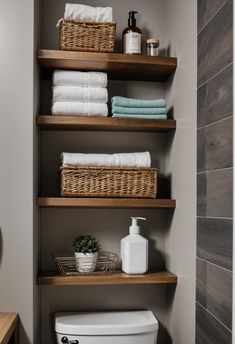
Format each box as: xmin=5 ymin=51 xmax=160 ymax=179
xmin=59 ymin=19 xmax=116 ymax=52
xmin=60 ymin=165 xmax=157 ymax=198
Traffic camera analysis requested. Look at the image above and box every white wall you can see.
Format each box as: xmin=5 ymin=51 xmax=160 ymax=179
xmin=0 ymin=0 xmax=197 ymax=343
xmin=163 ymin=0 xmax=197 ymax=343
xmin=0 ymin=0 xmax=38 ymax=343
xmin=39 ymin=1 xmax=197 ymax=343
xmin=33 ymin=0 xmax=41 ymax=342
xmin=39 ymin=1 xmax=174 ymax=343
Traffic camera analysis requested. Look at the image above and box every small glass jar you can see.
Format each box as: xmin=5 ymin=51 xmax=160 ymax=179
xmin=146 ymin=39 xmax=160 ymax=56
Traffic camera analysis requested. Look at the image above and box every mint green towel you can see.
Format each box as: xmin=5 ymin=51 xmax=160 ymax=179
xmin=113 ymin=114 xmax=167 ymax=120
xmin=112 ymin=96 xmax=167 ymax=108
xmin=112 ymin=106 xmax=167 ymax=115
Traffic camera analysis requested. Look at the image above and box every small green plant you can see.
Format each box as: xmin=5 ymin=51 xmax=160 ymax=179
xmin=73 ymin=234 xmax=101 ymax=254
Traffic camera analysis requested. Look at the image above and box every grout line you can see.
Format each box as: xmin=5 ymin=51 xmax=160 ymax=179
xmin=197 ymin=115 xmax=233 ymax=131
xmin=232 ymin=1 xmax=235 ymax=338
xmin=196 ymin=302 xmax=232 ymax=333
xmin=197 ymin=0 xmax=230 ymax=35
xmin=197 ymin=256 xmax=232 ymax=273
xmin=197 ymin=62 xmax=233 ymax=89
xmin=197 ymin=167 xmax=233 ymax=175
xmin=197 ymin=215 xmax=233 ymax=220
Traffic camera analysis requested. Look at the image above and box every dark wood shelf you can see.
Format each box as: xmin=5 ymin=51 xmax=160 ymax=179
xmin=37 ymin=271 xmax=177 ymax=285
xmin=37 ymin=116 xmax=176 ymax=132
xmin=37 ymin=197 xmax=176 ymax=208
xmin=37 ymin=50 xmax=177 ymax=82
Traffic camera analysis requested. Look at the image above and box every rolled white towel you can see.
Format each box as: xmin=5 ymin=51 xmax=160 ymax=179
xmin=61 ymin=152 xmax=151 ymax=168
xmin=53 ymin=86 xmax=108 ymax=103
xmin=64 ymin=3 xmax=113 ymax=22
xmin=53 ymin=70 xmax=107 ymax=88
xmin=52 ymin=102 xmax=108 ymax=116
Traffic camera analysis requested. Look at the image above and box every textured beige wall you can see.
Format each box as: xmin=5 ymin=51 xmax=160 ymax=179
xmin=0 ymin=0 xmax=37 ymax=343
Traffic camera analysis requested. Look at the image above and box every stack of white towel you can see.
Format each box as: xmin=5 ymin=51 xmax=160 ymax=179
xmin=61 ymin=151 xmax=151 ymax=168
xmin=64 ymin=3 xmax=113 ymax=22
xmin=52 ymin=70 xmax=108 ymax=117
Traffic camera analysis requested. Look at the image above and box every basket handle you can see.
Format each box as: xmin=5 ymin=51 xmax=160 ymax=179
xmin=56 ymin=18 xmax=64 ymax=27
xmin=80 ymin=21 xmax=100 ymax=29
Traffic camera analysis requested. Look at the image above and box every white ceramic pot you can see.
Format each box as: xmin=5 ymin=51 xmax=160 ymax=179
xmin=74 ymin=252 xmax=98 ymax=273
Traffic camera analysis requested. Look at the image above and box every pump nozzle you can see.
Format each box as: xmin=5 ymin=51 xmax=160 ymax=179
xmin=131 ymin=217 xmax=146 ymax=226
xmin=128 ymin=11 xmax=138 ymax=28
xmin=129 ymin=217 xmax=146 ymax=234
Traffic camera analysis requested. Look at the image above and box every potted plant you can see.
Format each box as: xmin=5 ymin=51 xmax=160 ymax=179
xmin=73 ymin=234 xmax=101 ymax=273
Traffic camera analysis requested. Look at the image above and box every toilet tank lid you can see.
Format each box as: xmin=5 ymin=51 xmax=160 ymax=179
xmin=55 ymin=311 xmax=159 ymax=335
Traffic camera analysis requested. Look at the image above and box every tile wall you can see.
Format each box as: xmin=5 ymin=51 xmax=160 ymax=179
xmin=197 ymin=0 xmax=233 ymax=342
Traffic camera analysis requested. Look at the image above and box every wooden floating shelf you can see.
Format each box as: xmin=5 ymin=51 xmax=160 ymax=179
xmin=37 ymin=271 xmax=177 ymax=286
xmin=0 ymin=313 xmax=18 ymax=344
xmin=37 ymin=50 xmax=177 ymax=82
xmin=37 ymin=116 xmax=176 ymax=132
xmin=37 ymin=197 xmax=176 ymax=208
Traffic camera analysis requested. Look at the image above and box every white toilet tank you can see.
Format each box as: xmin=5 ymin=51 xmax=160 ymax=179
xmin=55 ymin=310 xmax=158 ymax=344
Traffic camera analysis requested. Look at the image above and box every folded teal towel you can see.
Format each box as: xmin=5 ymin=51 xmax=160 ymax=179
xmin=112 ymin=106 xmax=167 ymax=115
xmin=112 ymin=96 xmax=167 ymax=108
xmin=113 ymin=114 xmax=167 ymax=120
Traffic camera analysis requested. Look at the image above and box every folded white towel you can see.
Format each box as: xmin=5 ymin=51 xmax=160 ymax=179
xmin=53 ymin=86 xmax=108 ymax=103
xmin=64 ymin=3 xmax=113 ymax=22
xmin=53 ymin=70 xmax=107 ymax=88
xmin=61 ymin=152 xmax=151 ymax=168
xmin=52 ymin=102 xmax=108 ymax=116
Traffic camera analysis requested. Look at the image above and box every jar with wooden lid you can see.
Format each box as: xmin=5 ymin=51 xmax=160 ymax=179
xmin=146 ymin=39 xmax=160 ymax=56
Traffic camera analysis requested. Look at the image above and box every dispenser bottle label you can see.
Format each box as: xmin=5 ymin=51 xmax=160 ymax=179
xmin=123 ymin=32 xmax=142 ymax=54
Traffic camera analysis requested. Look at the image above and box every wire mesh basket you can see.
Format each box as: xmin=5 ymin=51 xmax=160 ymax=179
xmin=54 ymin=251 xmax=119 ymax=276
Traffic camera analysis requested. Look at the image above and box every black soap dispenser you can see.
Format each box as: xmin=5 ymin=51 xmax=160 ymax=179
xmin=122 ymin=11 xmax=142 ymax=54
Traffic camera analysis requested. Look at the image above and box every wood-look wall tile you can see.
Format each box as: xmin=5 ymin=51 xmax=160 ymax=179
xmin=197 ymin=173 xmax=207 ymax=216
xmin=197 ymin=128 xmax=206 ymax=172
xmin=198 ymin=0 xmax=207 ymax=33
xmin=197 ymin=0 xmax=233 ymax=340
xmin=197 ymin=217 xmax=232 ymax=270
xmin=206 ymin=64 xmax=233 ymax=124
xmin=198 ymin=0 xmax=233 ymax=86
xmin=206 ymin=0 xmax=228 ymax=23
xmin=196 ymin=258 xmax=207 ymax=307
xmin=207 ymin=264 xmax=232 ymax=330
xmin=197 ymin=84 xmax=207 ymax=128
xmin=198 ymin=0 xmax=227 ymax=34
xmin=207 ymin=168 xmax=233 ymax=218
xmin=206 ymin=117 xmax=233 ymax=171
xmin=196 ymin=303 xmax=232 ymax=344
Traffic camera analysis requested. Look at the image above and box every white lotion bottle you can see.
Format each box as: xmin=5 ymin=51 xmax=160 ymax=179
xmin=121 ymin=217 xmax=148 ymax=274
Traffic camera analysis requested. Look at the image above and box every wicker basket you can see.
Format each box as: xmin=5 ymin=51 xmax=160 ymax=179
xmin=60 ymin=165 xmax=157 ymax=198
xmin=59 ymin=19 xmax=116 ymax=52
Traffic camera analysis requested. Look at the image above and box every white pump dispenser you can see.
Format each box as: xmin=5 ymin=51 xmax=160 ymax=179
xmin=121 ymin=217 xmax=148 ymax=274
